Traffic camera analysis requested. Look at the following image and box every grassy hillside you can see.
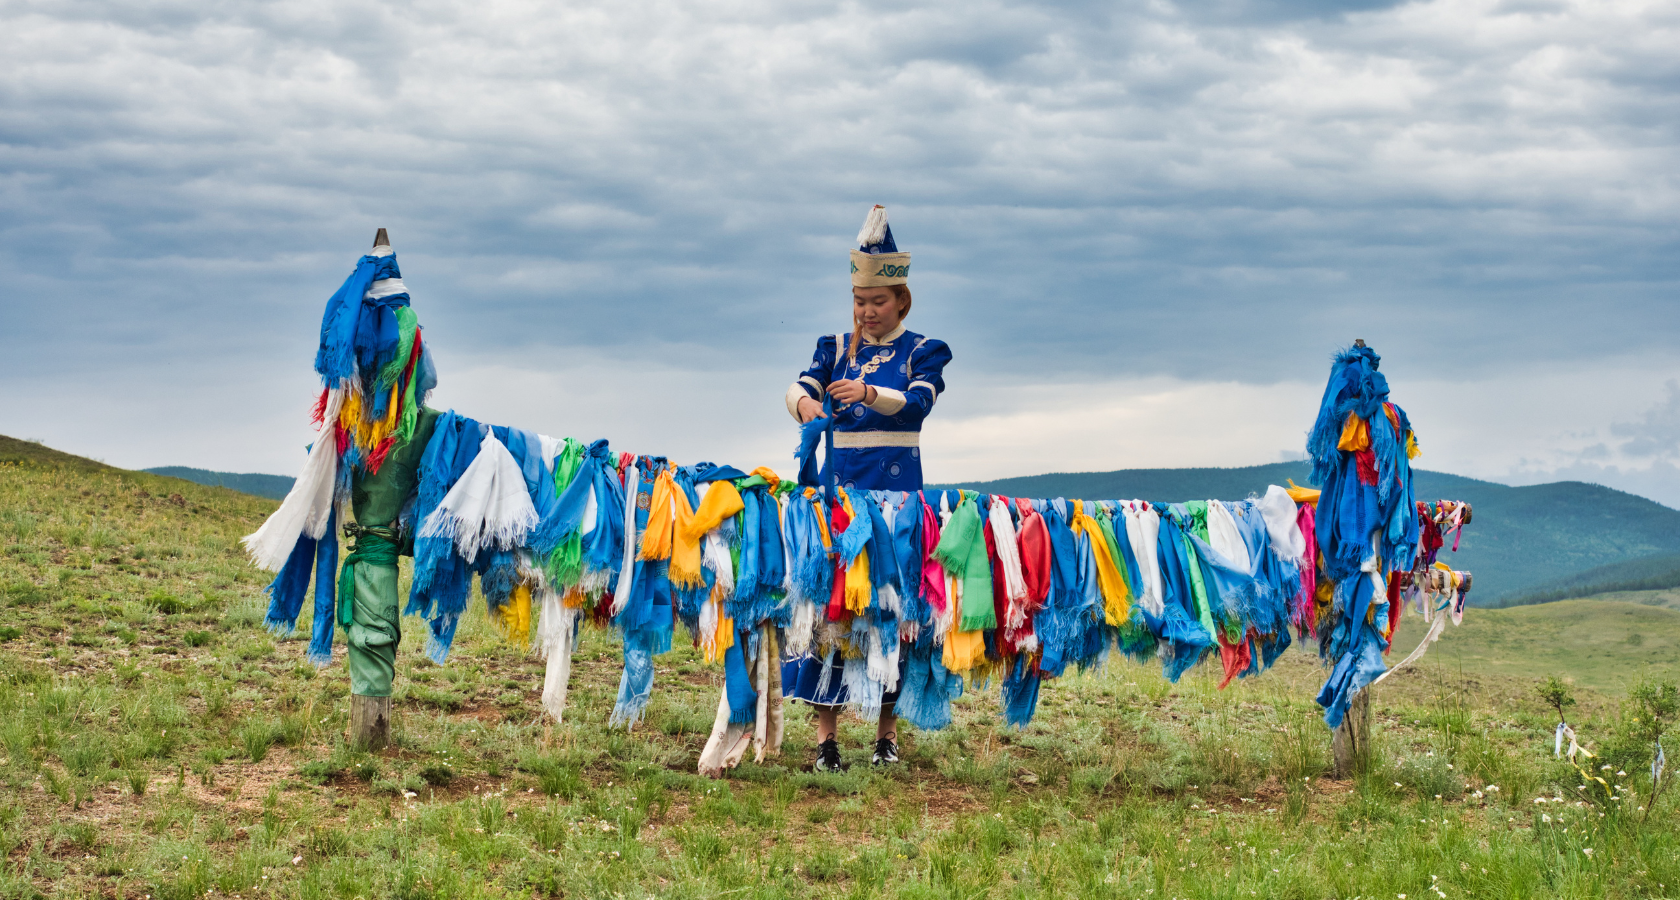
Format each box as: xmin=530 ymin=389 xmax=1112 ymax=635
xmin=143 ymin=466 xmax=296 ymax=501
xmin=7 ymin=439 xmax=1680 ymax=897
xmin=935 ymin=461 xmax=1680 ymax=606
xmin=1400 ymin=595 xmax=1680 ymax=693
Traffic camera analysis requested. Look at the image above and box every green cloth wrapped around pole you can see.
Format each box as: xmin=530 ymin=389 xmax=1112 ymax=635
xmin=343 ymin=407 xmax=440 ymax=699
xmin=347 ymin=553 xmax=402 ymax=697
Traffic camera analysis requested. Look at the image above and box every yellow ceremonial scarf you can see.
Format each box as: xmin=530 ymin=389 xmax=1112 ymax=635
xmin=687 ymin=480 xmax=745 ymax=539
xmin=1286 ymin=480 xmax=1321 ymax=506
xmin=337 ymin=381 xmax=401 ymax=453
xmin=1070 ymin=500 xmax=1131 ymax=626
xmin=1338 ymin=413 xmax=1371 ymax=452
xmin=496 ymin=580 xmax=533 ymax=645
xmin=943 ymin=573 xmax=988 ymax=674
xmin=838 ymin=489 xmax=872 ymax=615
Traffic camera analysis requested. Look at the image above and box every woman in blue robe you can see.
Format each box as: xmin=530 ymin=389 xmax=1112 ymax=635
xmin=781 ymin=205 xmax=953 ymax=771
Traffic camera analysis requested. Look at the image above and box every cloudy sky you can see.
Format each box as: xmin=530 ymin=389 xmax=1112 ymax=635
xmin=2 ymin=0 xmax=1677 ymax=504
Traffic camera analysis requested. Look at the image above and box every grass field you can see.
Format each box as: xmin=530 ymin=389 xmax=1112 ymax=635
xmin=5 ymin=439 xmax=1680 ymax=899
xmin=1405 ymin=594 xmax=1680 ymax=695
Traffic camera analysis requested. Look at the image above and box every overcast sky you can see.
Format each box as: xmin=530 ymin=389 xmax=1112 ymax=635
xmin=2 ymin=0 xmax=1677 ymax=505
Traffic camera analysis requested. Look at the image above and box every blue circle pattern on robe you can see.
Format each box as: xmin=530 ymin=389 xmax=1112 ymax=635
xmin=783 ymin=326 xmax=952 ymax=707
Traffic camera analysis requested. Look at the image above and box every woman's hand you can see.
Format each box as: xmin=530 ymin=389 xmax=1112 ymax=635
xmin=830 ymin=379 xmax=876 ymax=406
xmin=796 ymin=396 xmax=827 ymax=423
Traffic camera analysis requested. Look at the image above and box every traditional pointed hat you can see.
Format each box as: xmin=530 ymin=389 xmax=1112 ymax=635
xmin=849 ymin=205 xmax=911 ymax=287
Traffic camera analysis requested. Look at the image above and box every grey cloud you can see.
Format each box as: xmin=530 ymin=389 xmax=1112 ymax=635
xmin=1 ymin=0 xmax=1677 ymax=479
xmin=1613 ymin=380 xmax=1680 ymax=459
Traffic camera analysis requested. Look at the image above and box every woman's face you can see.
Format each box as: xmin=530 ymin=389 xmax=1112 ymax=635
xmin=853 ymin=286 xmax=905 ymax=338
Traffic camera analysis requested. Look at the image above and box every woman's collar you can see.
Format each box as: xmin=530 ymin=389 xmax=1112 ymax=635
xmin=862 ymin=323 xmax=906 ymax=345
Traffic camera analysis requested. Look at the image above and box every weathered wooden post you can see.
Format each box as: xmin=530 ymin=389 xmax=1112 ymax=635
xmin=349 ymin=226 xmax=394 ymax=752
xmin=351 ymin=692 xmax=392 ymax=750
xmin=1332 ymin=688 xmax=1370 ymax=778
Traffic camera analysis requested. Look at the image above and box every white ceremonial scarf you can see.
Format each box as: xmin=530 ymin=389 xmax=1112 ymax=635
xmin=610 ymin=461 xmax=641 ymax=616
xmin=535 ymin=583 xmax=578 ymax=723
xmin=987 ymin=495 xmax=1029 ymax=622
xmin=538 ymin=433 xmax=564 ymax=471
xmin=1122 ymin=503 xmax=1165 ymax=618
xmin=242 ymin=388 xmax=345 ymax=571
xmin=1205 ymin=500 xmax=1251 ymax=573
xmin=1257 ymin=484 xmax=1308 ymax=563
xmin=418 ymin=432 xmax=539 ymax=563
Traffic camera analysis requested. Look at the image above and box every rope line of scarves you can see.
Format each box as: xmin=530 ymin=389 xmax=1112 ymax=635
xmin=241 ymin=248 xmax=1472 ymax=731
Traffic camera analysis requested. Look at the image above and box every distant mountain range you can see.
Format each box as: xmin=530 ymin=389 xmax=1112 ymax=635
xmin=932 ymin=461 xmax=1680 ymax=607
xmin=140 ymin=466 xmax=295 ymax=501
xmin=49 ymin=447 xmax=1680 ymax=608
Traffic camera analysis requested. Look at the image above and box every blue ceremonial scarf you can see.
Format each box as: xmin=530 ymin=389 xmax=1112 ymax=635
xmin=315 ymin=252 xmax=407 ymax=385
xmin=584 ymin=442 xmax=626 ymax=586
xmin=863 ymin=491 xmax=900 ymax=595
xmin=895 ymin=634 xmax=964 ymax=731
xmin=1068 ymin=528 xmax=1109 ymax=672
xmin=305 ymin=508 xmax=340 ymax=665
xmin=784 ymin=492 xmax=832 ymax=606
xmin=1153 ymin=513 xmax=1216 ymax=682
xmin=611 ymin=456 xmax=674 ymax=728
xmin=498 ymin=427 xmax=564 ymax=558
xmin=794 ymin=398 xmax=835 ymax=493
xmin=1001 ymin=654 xmax=1042 ymax=729
xmin=693 ymin=462 xmax=747 ymax=483
xmin=833 ymin=489 xmax=873 ymax=565
xmin=1316 ymin=573 xmax=1388 ymax=728
xmin=406 ymin=411 xmax=484 ymax=662
xmin=895 ymin=492 xmax=928 ymax=627
xmin=262 ymin=503 xmax=339 ymax=668
xmin=1034 ymin=500 xmax=1079 ymax=678
xmin=730 ymin=482 xmax=787 ymax=626
xmin=724 ymin=629 xmax=758 ymax=724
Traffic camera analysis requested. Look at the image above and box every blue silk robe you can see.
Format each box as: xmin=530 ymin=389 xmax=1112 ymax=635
xmin=787 ymin=325 xmax=953 ymax=493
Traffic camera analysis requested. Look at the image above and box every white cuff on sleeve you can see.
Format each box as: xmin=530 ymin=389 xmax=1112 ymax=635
xmin=786 ymin=383 xmax=811 ymax=421
xmin=865 ymin=386 xmax=907 ymax=416
xmin=908 ymin=380 xmax=939 ymax=407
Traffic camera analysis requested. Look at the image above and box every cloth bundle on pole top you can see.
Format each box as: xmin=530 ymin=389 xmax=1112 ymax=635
xmin=243 ymin=237 xmax=437 ymax=665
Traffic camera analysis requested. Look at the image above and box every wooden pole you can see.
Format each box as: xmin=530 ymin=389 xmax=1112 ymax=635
xmin=350 ymin=695 xmax=392 ymax=751
xmin=347 ymin=226 xmax=394 ymax=753
xmin=1333 ymin=687 xmax=1371 ymax=778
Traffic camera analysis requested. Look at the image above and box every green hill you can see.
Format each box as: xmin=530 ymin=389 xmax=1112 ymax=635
xmin=933 ymin=462 xmax=1680 ymax=606
xmin=142 ymin=465 xmax=295 ymax=500
xmin=1493 ymin=552 xmax=1680 ymax=608
xmin=0 ymin=434 xmax=118 ymax=472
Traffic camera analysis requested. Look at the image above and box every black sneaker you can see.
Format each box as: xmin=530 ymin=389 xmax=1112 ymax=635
xmin=872 ymin=734 xmax=899 ymax=766
xmin=815 ymin=737 xmax=843 ymax=773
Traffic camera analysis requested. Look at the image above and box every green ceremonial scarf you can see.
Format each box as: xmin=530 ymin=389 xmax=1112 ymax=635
xmin=934 ymin=492 xmax=995 ymax=631
xmin=546 ymin=438 xmax=587 ymax=585
xmin=1178 ymin=503 xmax=1220 ymax=642
xmin=337 ymin=525 xmax=401 ymax=627
xmin=376 ymin=307 xmax=422 ymax=443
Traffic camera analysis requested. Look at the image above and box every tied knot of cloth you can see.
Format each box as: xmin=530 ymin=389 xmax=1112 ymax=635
xmin=337 ymin=523 xmax=401 ymax=627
